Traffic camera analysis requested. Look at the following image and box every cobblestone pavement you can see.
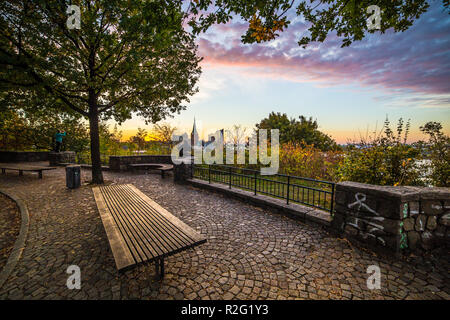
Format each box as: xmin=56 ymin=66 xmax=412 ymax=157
xmin=0 ymin=164 xmax=448 ymax=300
xmin=0 ymin=193 xmax=20 ymax=271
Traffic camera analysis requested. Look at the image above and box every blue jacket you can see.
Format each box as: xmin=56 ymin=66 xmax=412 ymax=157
xmin=55 ymin=132 xmax=66 ymax=143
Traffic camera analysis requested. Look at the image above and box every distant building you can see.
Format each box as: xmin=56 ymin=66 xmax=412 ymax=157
xmin=190 ymin=118 xmax=224 ymax=148
xmin=191 ymin=117 xmax=199 ymax=147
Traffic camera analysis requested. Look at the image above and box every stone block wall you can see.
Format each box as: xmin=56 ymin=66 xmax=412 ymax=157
xmin=0 ymin=151 xmax=49 ymax=162
xmin=48 ymin=151 xmax=76 ymax=166
xmin=332 ymin=181 xmax=449 ymax=255
xmin=109 ymin=155 xmax=173 ymax=171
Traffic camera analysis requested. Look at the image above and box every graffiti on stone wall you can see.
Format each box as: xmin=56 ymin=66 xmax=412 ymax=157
xmin=399 ymin=203 xmax=408 ymax=249
xmin=347 ymin=193 xmax=386 ymax=246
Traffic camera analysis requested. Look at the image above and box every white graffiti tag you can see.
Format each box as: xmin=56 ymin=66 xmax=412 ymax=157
xmin=348 ymin=193 xmax=378 ymax=215
xmin=347 ymin=193 xmax=386 ymax=246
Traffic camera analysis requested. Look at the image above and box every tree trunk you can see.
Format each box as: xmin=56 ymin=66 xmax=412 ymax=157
xmin=88 ymin=96 xmax=104 ymax=184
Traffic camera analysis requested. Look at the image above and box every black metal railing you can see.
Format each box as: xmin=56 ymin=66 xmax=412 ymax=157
xmin=192 ymin=164 xmax=335 ymax=213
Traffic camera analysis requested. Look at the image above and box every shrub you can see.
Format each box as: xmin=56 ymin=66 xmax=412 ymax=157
xmin=338 ymin=118 xmax=422 ymax=186
xmin=279 ymin=142 xmax=343 ymax=181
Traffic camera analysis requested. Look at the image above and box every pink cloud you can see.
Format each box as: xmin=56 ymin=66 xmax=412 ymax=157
xmin=196 ymin=5 xmax=450 ymax=97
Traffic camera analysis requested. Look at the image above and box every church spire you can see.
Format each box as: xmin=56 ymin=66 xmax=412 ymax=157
xmin=192 ymin=117 xmax=197 ymax=135
xmin=191 ymin=117 xmax=199 ymax=146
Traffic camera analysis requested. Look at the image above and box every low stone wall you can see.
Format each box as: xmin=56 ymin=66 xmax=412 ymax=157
xmin=48 ymin=152 xmax=76 ymax=166
xmin=175 ymin=163 xmax=449 ymax=256
xmin=0 ymin=151 xmax=49 ymax=163
xmin=109 ymin=155 xmax=173 ymax=171
xmin=332 ymin=181 xmax=449 ymax=255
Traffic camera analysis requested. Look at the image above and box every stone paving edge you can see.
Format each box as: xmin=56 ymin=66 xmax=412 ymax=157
xmin=0 ymin=189 xmax=30 ymax=289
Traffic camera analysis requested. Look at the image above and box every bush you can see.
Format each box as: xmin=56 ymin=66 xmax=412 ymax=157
xmin=279 ymin=142 xmax=343 ymax=181
xmin=338 ymin=118 xmax=422 ymax=186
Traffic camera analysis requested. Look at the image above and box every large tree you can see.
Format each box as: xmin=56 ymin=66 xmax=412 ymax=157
xmin=256 ymin=112 xmax=338 ymax=150
xmin=150 ymin=122 xmax=178 ymax=144
xmin=188 ymin=0 xmax=447 ymax=47
xmin=0 ymin=0 xmax=201 ymax=183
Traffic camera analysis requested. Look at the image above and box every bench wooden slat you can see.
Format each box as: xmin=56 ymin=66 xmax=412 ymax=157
xmin=102 ymin=186 xmax=167 ymax=258
xmin=93 ymin=184 xmax=206 ymax=272
xmin=0 ymin=164 xmax=57 ymax=179
xmin=128 ymin=164 xmax=173 ymax=169
xmin=111 ymin=185 xmax=196 ymax=255
xmin=127 ymin=185 xmax=205 ymax=243
xmin=128 ymin=164 xmax=173 ymax=178
xmin=99 ymin=189 xmax=142 ymax=263
xmin=101 ymin=186 xmax=155 ymax=261
xmin=115 ymin=185 xmax=195 ymax=251
xmin=99 ymin=187 xmax=147 ymax=263
xmin=111 ymin=186 xmax=185 ymax=254
xmin=92 ymin=188 xmax=135 ymax=270
xmin=118 ymin=185 xmax=198 ymax=248
xmin=0 ymin=164 xmax=57 ymax=171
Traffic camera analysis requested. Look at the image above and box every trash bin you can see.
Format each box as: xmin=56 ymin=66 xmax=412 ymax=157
xmin=66 ymin=165 xmax=81 ymax=189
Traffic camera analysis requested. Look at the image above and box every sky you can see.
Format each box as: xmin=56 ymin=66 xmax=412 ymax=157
xmin=118 ymin=1 xmax=450 ymax=144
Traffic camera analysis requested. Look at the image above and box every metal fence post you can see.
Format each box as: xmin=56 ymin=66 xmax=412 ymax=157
xmin=287 ymin=176 xmax=290 ymax=205
xmin=254 ymin=172 xmax=257 ymax=195
xmin=229 ymin=167 xmax=232 ymax=189
xmin=208 ymin=165 xmax=211 ymax=184
xmin=330 ymin=183 xmax=335 ymax=214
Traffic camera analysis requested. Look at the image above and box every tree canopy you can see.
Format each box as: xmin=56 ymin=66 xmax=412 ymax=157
xmin=188 ymin=0 xmax=447 ymax=47
xmin=255 ymin=112 xmax=338 ymax=150
xmin=419 ymin=121 xmax=449 ymax=187
xmin=1 ymin=0 xmax=202 ymax=183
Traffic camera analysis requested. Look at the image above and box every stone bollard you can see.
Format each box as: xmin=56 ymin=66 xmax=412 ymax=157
xmin=49 ymin=151 xmax=76 ymax=166
xmin=173 ymin=157 xmax=193 ymax=184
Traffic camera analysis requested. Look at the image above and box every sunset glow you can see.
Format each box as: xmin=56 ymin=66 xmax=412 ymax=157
xmin=115 ymin=2 xmax=449 ymax=144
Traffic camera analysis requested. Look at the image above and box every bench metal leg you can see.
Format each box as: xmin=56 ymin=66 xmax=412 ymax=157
xmin=154 ymin=257 xmax=164 ymax=279
xmin=19 ymin=170 xmax=23 ymax=176
xmin=161 ymin=170 xmax=165 ymax=178
xmin=38 ymin=171 xmax=43 ymax=179
xmin=1 ymin=169 xmax=5 ymax=174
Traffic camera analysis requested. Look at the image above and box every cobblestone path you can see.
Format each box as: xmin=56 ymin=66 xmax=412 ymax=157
xmin=0 ymin=193 xmax=20 ymax=271
xmin=0 ymin=164 xmax=448 ymax=300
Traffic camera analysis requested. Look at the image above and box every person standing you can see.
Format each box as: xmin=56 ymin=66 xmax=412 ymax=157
xmin=54 ymin=130 xmax=66 ymax=152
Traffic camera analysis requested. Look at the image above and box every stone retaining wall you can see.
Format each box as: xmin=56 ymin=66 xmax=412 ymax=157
xmin=174 ymin=162 xmax=449 ymax=256
xmin=48 ymin=152 xmax=76 ymax=166
xmin=0 ymin=151 xmax=49 ymax=163
xmin=109 ymin=155 xmax=173 ymax=171
xmin=332 ymin=181 xmax=449 ymax=255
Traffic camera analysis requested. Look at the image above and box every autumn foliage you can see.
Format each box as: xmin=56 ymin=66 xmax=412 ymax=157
xmin=279 ymin=143 xmax=343 ymax=182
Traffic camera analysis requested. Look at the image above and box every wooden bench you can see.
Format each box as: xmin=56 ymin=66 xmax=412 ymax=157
xmin=92 ymin=184 xmax=206 ymax=278
xmin=0 ymin=164 xmax=57 ymax=179
xmin=128 ymin=163 xmax=173 ymax=178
